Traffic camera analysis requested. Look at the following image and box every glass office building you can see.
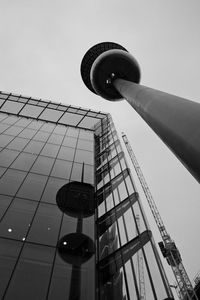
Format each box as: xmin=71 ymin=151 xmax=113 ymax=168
xmin=0 ymin=91 xmax=173 ymax=300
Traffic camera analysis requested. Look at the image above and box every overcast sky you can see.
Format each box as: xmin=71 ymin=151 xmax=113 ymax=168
xmin=1 ymin=0 xmax=200 ymax=297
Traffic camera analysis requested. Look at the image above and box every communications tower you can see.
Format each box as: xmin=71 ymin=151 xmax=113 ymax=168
xmin=122 ymin=133 xmax=197 ymax=300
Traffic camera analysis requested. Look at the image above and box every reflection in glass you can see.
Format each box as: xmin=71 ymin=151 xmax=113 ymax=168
xmin=51 ymin=159 xmax=72 ymax=179
xmin=0 ymin=198 xmax=37 ymax=240
xmin=17 ymin=173 xmax=47 ymax=201
xmin=4 ymin=243 xmax=54 ymax=300
xmin=41 ymin=177 xmax=67 ymax=205
xmin=0 ymin=169 xmax=27 ymax=196
xmin=0 ymin=238 xmax=22 ymax=299
xmin=27 ymin=203 xmax=62 ymax=246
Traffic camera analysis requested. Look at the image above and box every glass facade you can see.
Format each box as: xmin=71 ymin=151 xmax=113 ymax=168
xmin=0 ymin=92 xmax=173 ymax=299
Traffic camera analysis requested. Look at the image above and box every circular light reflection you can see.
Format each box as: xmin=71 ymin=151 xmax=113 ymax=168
xmin=8 ymin=228 xmax=12 ymax=232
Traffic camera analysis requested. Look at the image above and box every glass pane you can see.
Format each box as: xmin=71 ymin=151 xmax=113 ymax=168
xmin=51 ymin=159 xmax=72 ymax=179
xmin=17 ymin=173 xmax=47 ymax=201
xmin=57 ymin=146 xmax=75 ymax=161
xmin=70 ymin=162 xmax=82 ymax=182
xmin=19 ymin=104 xmax=44 ymax=118
xmin=0 ymin=134 xmax=14 ymax=147
xmin=33 ymin=130 xmax=50 ymax=142
xmin=40 ymin=108 xmax=63 ymax=122
xmin=2 ymin=115 xmax=18 ymax=125
xmin=0 ymin=238 xmax=22 ymax=299
xmin=27 ymin=120 xmax=43 ymax=130
xmin=77 ymin=139 xmax=93 ymax=151
xmin=62 ymin=136 xmax=77 ymax=148
xmin=0 ymin=101 xmax=24 ymax=114
xmin=48 ymin=134 xmax=63 ymax=145
xmin=4 ymin=126 xmax=24 ymax=136
xmin=0 ymin=169 xmax=27 ymax=196
xmin=0 ymin=198 xmax=37 ymax=240
xmin=0 ymin=113 xmax=7 ymax=122
xmin=4 ymin=243 xmax=54 ymax=300
xmin=15 ymin=118 xmax=32 ymax=127
xmin=84 ymin=164 xmax=94 ymax=184
xmin=59 ymin=112 xmax=83 ymax=126
xmin=40 ymin=143 xmax=60 ymax=158
xmin=66 ymin=127 xmax=79 ymax=138
xmin=40 ymin=123 xmax=55 ymax=132
xmin=41 ymin=177 xmax=67 ymax=205
xmin=31 ymin=156 xmax=55 ymax=175
xmin=27 ymin=203 xmax=62 ymax=246
xmin=53 ymin=124 xmax=67 ymax=135
xmin=78 ymin=116 xmax=98 ymax=129
xmin=47 ymin=254 xmax=72 ymax=300
xmin=18 ymin=128 xmax=37 ymax=139
xmin=0 ymin=195 xmax=12 ymax=220
xmin=85 ymin=132 xmax=95 ymax=143
xmin=24 ymin=140 xmax=45 ymax=154
xmin=0 ymin=123 xmax=9 ymax=133
xmin=11 ymin=152 xmax=37 ymax=171
xmin=7 ymin=137 xmax=29 ymax=151
xmin=0 ymin=149 xmax=19 ymax=167
xmin=74 ymin=149 xmax=94 ymax=165
xmin=0 ymin=166 xmax=6 ymax=177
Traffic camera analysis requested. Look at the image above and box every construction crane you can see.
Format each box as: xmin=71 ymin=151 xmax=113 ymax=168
xmin=136 ymin=214 xmax=146 ymax=300
xmin=122 ymin=133 xmax=197 ymax=300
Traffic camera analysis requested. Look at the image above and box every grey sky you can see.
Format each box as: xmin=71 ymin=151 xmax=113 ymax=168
xmin=1 ymin=0 xmax=200 ymax=297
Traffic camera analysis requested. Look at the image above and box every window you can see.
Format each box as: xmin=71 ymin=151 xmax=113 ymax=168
xmin=0 ymin=101 xmax=24 ymax=114
xmin=79 ymin=130 xmax=94 ymax=141
xmin=70 ymin=162 xmax=82 ymax=182
xmin=0 ymin=123 xmax=9 ymax=134
xmin=15 ymin=118 xmax=32 ymax=127
xmin=51 ymin=159 xmax=72 ymax=179
xmin=40 ymin=123 xmax=55 ymax=133
xmin=18 ymin=128 xmax=37 ymax=139
xmin=19 ymin=104 xmax=44 ymax=118
xmin=17 ymin=173 xmax=47 ymax=201
xmin=30 ymin=156 xmax=55 ymax=176
xmin=77 ymin=139 xmax=93 ymax=151
xmin=11 ymin=152 xmax=37 ymax=171
xmin=62 ymin=136 xmax=77 ymax=148
xmin=2 ymin=115 xmax=18 ymax=125
xmin=0 ymin=149 xmax=19 ymax=167
xmin=0 ymin=169 xmax=27 ymax=196
xmin=27 ymin=120 xmax=43 ymax=130
xmin=7 ymin=137 xmax=29 ymax=151
xmin=78 ymin=116 xmax=99 ymax=129
xmin=74 ymin=149 xmax=94 ymax=165
xmin=4 ymin=243 xmax=54 ymax=300
xmin=41 ymin=177 xmax=67 ymax=205
xmin=59 ymin=112 xmax=83 ymax=126
xmin=33 ymin=131 xmax=50 ymax=142
xmin=0 ymin=195 xmax=12 ymax=220
xmin=24 ymin=140 xmax=45 ymax=154
xmin=0 ymin=134 xmax=14 ymax=147
xmin=4 ymin=126 xmax=24 ymax=136
xmin=66 ymin=127 xmax=79 ymax=138
xmin=40 ymin=143 xmax=60 ymax=158
xmin=48 ymin=134 xmax=63 ymax=145
xmin=53 ymin=125 xmax=67 ymax=135
xmin=0 ymin=198 xmax=37 ymax=240
xmin=57 ymin=146 xmax=75 ymax=161
xmin=27 ymin=203 xmax=62 ymax=246
xmin=40 ymin=108 xmax=63 ymax=122
xmin=0 ymin=238 xmax=22 ymax=299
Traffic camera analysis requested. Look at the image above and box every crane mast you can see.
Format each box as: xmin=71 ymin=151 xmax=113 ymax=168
xmin=122 ymin=133 xmax=197 ymax=300
xmin=136 ymin=214 xmax=146 ymax=300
